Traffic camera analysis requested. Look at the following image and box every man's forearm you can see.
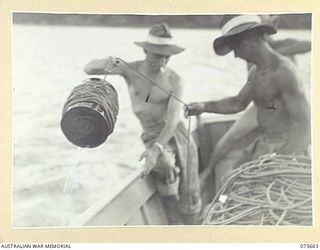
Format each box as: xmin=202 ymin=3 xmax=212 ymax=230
xmin=84 ymin=58 xmax=125 ymax=76
xmin=155 ymin=119 xmax=179 ymax=147
xmin=276 ymin=40 xmax=311 ymax=56
xmin=84 ymin=59 xmax=107 ymax=75
xmin=203 ymin=97 xmax=245 ymax=114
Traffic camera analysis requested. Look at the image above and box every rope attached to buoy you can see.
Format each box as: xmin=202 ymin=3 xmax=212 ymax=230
xmin=202 ymin=155 xmax=312 ymax=225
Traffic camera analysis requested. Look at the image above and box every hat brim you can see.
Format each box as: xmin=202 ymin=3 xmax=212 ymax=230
xmin=134 ymin=41 xmax=185 ymax=56
xmin=213 ymin=23 xmax=277 ymax=56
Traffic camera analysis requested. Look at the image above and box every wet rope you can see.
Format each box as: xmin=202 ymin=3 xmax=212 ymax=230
xmin=202 ymin=155 xmax=312 ymax=225
xmin=186 ymin=114 xmax=192 ymax=209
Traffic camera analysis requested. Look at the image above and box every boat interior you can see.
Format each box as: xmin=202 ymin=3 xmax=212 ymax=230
xmin=69 ymin=114 xmax=262 ymax=226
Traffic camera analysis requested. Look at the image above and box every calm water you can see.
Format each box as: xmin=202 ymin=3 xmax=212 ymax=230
xmin=12 ymin=25 xmax=311 ymax=227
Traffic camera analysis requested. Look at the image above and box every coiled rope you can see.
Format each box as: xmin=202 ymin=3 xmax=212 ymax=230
xmin=202 ymin=155 xmax=312 ymax=226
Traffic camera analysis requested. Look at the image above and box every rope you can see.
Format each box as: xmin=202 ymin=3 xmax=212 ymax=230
xmin=186 ymin=115 xmax=192 ymax=210
xmin=202 ymin=155 xmax=312 ymax=226
xmin=115 ymin=58 xmax=188 ymax=106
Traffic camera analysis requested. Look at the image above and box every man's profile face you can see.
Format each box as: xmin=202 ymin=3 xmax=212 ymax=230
xmin=145 ymin=50 xmax=171 ymax=72
xmin=227 ymin=35 xmax=251 ymax=60
xmin=227 ymin=31 xmax=258 ymax=62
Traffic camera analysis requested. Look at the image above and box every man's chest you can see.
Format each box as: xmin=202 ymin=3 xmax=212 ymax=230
xmin=127 ymin=76 xmax=172 ymax=102
xmin=253 ymin=70 xmax=279 ymax=96
xmin=252 ymin=71 xmax=280 ymax=108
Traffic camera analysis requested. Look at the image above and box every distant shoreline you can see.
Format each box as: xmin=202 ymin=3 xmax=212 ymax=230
xmin=12 ymin=13 xmax=312 ymax=30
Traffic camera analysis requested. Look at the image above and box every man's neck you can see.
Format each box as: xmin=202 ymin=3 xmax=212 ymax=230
xmin=250 ymin=42 xmax=279 ymax=70
xmin=142 ymin=60 xmax=162 ymax=75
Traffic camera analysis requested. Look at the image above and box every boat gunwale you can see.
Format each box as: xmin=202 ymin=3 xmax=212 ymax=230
xmin=69 ymin=167 xmax=145 ymax=226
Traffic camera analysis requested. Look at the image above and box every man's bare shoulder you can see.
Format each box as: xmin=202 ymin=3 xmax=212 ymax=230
xmin=277 ymin=55 xmax=298 ymax=76
xmin=271 ymin=56 xmax=301 ymax=92
xmin=118 ymin=60 xmax=143 ymax=79
xmin=165 ymin=68 xmax=183 ymax=96
xmin=129 ymin=60 xmax=143 ymax=68
xmin=124 ymin=60 xmax=143 ymax=72
xmin=166 ymin=67 xmax=181 ymax=86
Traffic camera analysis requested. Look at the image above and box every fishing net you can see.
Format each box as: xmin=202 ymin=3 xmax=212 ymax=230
xmin=61 ymin=78 xmax=119 ymax=148
xmin=203 ymin=154 xmax=312 ymax=225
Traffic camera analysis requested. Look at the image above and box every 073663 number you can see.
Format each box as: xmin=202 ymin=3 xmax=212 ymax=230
xmin=300 ymin=244 xmax=319 ymax=248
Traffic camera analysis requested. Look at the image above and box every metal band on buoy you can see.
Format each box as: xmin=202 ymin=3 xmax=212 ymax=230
xmin=60 ymin=78 xmax=119 ymax=148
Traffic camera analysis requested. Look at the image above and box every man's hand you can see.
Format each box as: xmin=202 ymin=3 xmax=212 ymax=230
xmin=104 ymin=56 xmax=119 ymax=73
xmin=139 ymin=144 xmax=162 ymax=178
xmin=184 ymin=102 xmax=205 ymax=118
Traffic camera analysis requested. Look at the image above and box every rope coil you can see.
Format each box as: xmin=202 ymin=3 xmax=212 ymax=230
xmin=202 ymin=155 xmax=312 ymax=226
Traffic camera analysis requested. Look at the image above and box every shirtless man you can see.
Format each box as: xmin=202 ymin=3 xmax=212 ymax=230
xmin=84 ymin=23 xmax=201 ymax=224
xmin=185 ymin=15 xmax=310 ymax=185
xmin=206 ymin=14 xmax=311 ymax=186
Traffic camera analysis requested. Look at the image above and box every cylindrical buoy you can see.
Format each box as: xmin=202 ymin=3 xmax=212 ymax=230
xmin=60 ymin=78 xmax=119 ymax=148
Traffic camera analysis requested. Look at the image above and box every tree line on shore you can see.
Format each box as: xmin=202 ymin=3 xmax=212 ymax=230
xmin=13 ymin=13 xmax=311 ymax=29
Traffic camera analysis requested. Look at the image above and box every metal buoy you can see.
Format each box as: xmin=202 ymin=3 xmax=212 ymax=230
xmin=60 ymin=78 xmax=119 ymax=148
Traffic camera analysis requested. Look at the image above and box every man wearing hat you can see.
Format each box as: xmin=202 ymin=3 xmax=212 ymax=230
xmin=203 ymin=14 xmax=312 ymax=190
xmin=84 ymin=23 xmax=201 ymax=224
xmin=185 ymin=15 xmax=310 ymax=186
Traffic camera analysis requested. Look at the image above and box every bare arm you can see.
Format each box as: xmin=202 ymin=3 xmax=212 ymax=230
xmin=84 ymin=57 xmax=125 ymax=76
xmin=209 ymin=104 xmax=258 ymax=165
xmin=268 ymin=38 xmax=311 ymax=56
xmin=155 ymin=74 xmax=183 ymax=146
xmin=186 ymin=81 xmax=253 ymax=117
xmin=211 ymin=66 xmax=258 ymax=154
xmin=203 ymin=82 xmax=253 ymax=114
xmin=186 ymin=66 xmax=256 ymax=116
xmin=140 ymin=73 xmax=183 ymax=177
xmin=277 ymin=68 xmax=311 ymax=154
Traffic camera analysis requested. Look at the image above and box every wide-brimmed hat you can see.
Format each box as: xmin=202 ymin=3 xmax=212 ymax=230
xmin=213 ymin=14 xmax=277 ymax=56
xmin=134 ymin=23 xmax=185 ymax=56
